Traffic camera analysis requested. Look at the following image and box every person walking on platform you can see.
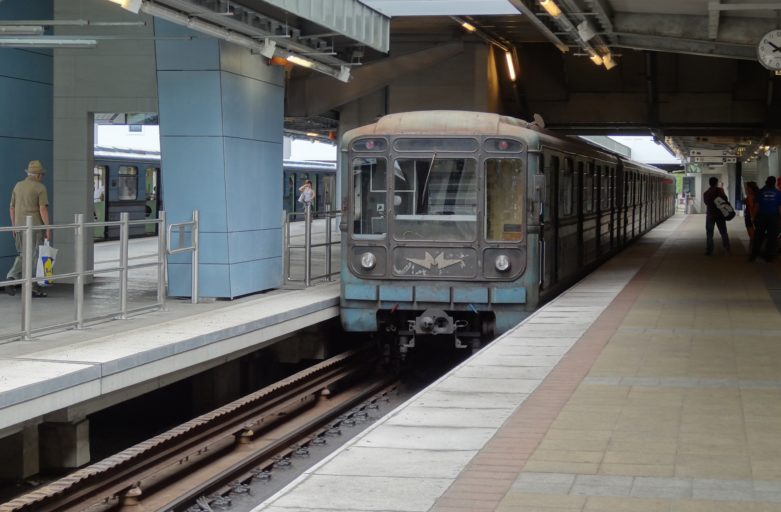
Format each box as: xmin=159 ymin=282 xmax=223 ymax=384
xmin=5 ymin=160 xmax=51 ymax=297
xmin=703 ymin=176 xmax=730 ymax=256
xmin=744 ymin=181 xmax=759 ymax=244
xmin=751 ymin=176 xmax=781 ymax=262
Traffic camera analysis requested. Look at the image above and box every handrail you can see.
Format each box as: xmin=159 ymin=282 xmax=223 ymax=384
xmin=283 ymin=205 xmax=340 ymax=287
xmin=166 ymin=210 xmax=199 ymax=304
xmin=1 ymin=209 xmax=199 ymax=342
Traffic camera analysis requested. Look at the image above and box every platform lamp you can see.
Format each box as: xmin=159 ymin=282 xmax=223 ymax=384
xmin=539 ymin=0 xmax=562 ymax=18
xmin=106 ymin=0 xmax=141 ymax=13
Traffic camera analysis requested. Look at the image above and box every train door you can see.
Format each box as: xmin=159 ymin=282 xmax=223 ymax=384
xmin=93 ymin=165 xmax=107 ymax=240
xmin=144 ymin=167 xmax=160 ymax=235
xmin=576 ymin=160 xmax=584 ymax=268
xmin=322 ymin=174 xmax=336 ymax=211
xmin=541 ymin=153 xmax=559 ymax=290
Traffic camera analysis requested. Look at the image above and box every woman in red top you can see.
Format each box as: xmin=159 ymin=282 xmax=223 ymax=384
xmin=744 ymin=181 xmax=759 ymax=243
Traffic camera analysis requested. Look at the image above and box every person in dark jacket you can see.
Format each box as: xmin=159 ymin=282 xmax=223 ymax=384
xmin=702 ymin=177 xmax=730 ymax=256
xmin=751 ymin=176 xmax=781 ymax=262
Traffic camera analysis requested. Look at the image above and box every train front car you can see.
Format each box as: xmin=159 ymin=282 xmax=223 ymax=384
xmin=340 ymin=111 xmax=540 ymax=359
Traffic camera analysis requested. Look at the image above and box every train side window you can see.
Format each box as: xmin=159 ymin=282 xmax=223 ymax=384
xmin=117 ymin=166 xmax=138 ymax=200
xmin=352 ymin=158 xmax=387 ymax=238
xmin=583 ymin=162 xmax=594 ymax=214
xmin=486 ymin=158 xmax=524 ymax=242
xmin=559 ymin=158 xmax=574 ymax=218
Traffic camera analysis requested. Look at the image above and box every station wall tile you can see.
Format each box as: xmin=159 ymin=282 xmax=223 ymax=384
xmin=219 ymin=42 xmax=284 ymax=86
xmin=228 ymin=257 xmax=283 ymax=296
xmin=0 ymin=78 xmax=52 ymax=141
xmin=153 ymin=19 xmax=220 ymax=71
xmin=157 ymin=71 xmax=223 ymax=137
xmin=1 ymin=49 xmax=53 ymax=84
xmin=159 ymin=136 xmax=228 ymax=232
xmin=220 ymin=71 xmax=284 ymax=142
xmin=167 ymin=261 xmax=230 ymax=298
xmin=227 ymin=229 xmax=282 ymax=264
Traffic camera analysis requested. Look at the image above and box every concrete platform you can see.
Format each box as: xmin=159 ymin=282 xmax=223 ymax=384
xmin=0 ymin=219 xmax=340 ymax=438
xmin=254 ymin=213 xmax=781 ymax=512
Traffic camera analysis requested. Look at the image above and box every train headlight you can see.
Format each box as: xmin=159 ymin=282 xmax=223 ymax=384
xmin=495 ymin=254 xmax=511 ymax=272
xmin=360 ymin=252 xmax=377 ymax=270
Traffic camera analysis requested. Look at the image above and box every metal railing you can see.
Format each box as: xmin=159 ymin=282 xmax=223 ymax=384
xmin=283 ymin=205 xmax=340 ymax=287
xmin=167 ymin=210 xmax=199 ymax=304
xmin=0 ymin=209 xmax=199 ymax=341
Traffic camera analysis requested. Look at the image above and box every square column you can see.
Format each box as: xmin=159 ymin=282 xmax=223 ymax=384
xmin=155 ymin=21 xmax=284 ymax=298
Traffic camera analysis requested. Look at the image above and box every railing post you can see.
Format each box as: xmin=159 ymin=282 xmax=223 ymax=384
xmin=21 ymin=216 xmax=33 ymax=340
xmin=157 ymin=210 xmax=167 ymax=311
xmin=74 ymin=213 xmax=85 ymax=329
xmin=304 ymin=205 xmax=312 ymax=287
xmin=118 ymin=212 xmax=129 ymax=319
xmin=325 ymin=204 xmax=332 ymax=281
xmin=191 ymin=209 xmax=199 ymax=305
xmin=282 ymin=210 xmax=290 ymax=282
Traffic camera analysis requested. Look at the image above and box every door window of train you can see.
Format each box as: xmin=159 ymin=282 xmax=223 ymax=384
xmin=583 ymin=162 xmax=595 ymax=214
xmin=558 ymin=158 xmax=575 ymax=218
xmin=117 ymin=166 xmax=138 ymax=200
xmin=352 ymin=158 xmax=387 ymax=238
xmin=392 ymin=157 xmax=477 ymax=241
xmin=598 ymin=165 xmax=607 ymax=210
xmin=93 ymin=166 xmax=106 ymax=203
xmin=486 ymin=158 xmax=524 ymax=242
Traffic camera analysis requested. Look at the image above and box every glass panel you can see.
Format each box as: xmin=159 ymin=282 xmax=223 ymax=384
xmin=486 ymin=158 xmax=524 ymax=241
xmin=393 ymin=138 xmax=478 ymax=152
xmin=559 ymin=158 xmax=574 ymax=218
xmin=584 ymin=163 xmax=594 ymax=213
xmin=392 ymin=157 xmax=477 ymax=241
xmin=117 ymin=165 xmax=137 ymax=200
xmin=93 ymin=166 xmax=105 ymax=203
xmin=352 ymin=158 xmax=387 ymax=238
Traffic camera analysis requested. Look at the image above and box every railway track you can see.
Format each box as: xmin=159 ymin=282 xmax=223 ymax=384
xmin=1 ymin=346 xmax=396 ymax=512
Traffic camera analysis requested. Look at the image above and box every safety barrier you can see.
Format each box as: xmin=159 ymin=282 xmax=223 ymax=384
xmin=0 ymin=210 xmax=199 ymax=341
xmin=283 ymin=206 xmax=340 ymax=287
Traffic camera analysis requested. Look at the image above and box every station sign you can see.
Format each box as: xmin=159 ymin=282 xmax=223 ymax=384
xmin=689 ymin=149 xmax=735 ymax=157
xmin=691 ymin=156 xmax=737 ymax=163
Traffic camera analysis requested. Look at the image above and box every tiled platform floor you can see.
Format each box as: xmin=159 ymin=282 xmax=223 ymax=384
xmin=255 ymin=213 xmax=781 ymax=512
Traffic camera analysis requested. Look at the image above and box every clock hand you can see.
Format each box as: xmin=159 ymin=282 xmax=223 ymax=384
xmin=770 ymin=41 xmax=781 ymax=52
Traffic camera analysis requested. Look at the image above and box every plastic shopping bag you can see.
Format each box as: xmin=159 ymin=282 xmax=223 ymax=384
xmin=36 ymin=240 xmax=58 ymax=287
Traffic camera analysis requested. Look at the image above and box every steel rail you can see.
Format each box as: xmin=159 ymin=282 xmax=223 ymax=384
xmin=163 ymin=379 xmax=398 ymax=512
xmin=0 ymin=348 xmax=375 ymax=512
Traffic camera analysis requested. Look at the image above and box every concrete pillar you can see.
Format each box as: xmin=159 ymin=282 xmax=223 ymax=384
xmin=39 ymin=419 xmax=90 ymax=470
xmin=154 ymin=21 xmax=284 ymax=298
xmin=53 ymin=0 xmax=158 ymax=277
xmin=0 ymin=0 xmax=53 ymax=277
xmin=0 ymin=426 xmax=40 ymax=480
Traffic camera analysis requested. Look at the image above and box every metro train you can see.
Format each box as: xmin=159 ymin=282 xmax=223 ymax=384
xmin=339 ymin=110 xmax=675 ymax=358
xmin=92 ymin=152 xmax=337 ymax=240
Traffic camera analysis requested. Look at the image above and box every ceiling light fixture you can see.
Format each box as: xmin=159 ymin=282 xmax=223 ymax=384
xmin=106 ymin=0 xmax=142 ymax=13
xmin=505 ymin=51 xmax=517 ymax=81
xmin=589 ymin=52 xmax=603 ymax=66
xmin=0 ymin=26 xmax=44 ymax=35
xmin=539 ymin=0 xmax=562 ymax=18
xmin=0 ymin=37 xmax=97 ymax=48
xmin=603 ymin=53 xmax=617 ymax=70
xmin=286 ymin=54 xmax=314 ymax=68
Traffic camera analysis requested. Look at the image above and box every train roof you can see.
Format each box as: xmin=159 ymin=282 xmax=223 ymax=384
xmin=283 ymin=159 xmax=336 ymax=171
xmin=342 ymin=110 xmax=669 ymax=177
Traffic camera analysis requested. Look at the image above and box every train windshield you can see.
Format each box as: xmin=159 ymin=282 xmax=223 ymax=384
xmin=485 ymin=159 xmax=524 ymax=242
xmin=392 ymin=157 xmax=477 ymax=241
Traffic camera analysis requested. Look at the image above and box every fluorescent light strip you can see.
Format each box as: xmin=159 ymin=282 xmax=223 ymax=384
xmin=505 ymin=51 xmax=517 ymax=81
xmin=0 ymin=26 xmax=44 ymax=35
xmin=0 ymin=37 xmax=97 ymax=48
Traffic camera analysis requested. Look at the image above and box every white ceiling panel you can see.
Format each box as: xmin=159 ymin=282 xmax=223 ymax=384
xmin=360 ymin=0 xmax=518 ymax=17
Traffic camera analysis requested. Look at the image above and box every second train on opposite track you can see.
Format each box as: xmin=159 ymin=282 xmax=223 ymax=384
xmin=339 ymin=110 xmax=676 ymax=360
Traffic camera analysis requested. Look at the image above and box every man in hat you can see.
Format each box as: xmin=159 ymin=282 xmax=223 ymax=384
xmin=5 ymin=160 xmax=51 ymax=297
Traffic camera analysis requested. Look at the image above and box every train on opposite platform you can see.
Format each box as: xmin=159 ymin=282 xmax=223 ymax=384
xmin=92 ymin=150 xmax=337 ymax=241
xmin=339 ymin=110 xmax=675 ymax=359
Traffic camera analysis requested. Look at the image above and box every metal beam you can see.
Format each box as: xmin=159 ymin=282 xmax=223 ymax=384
xmin=709 ymin=2 xmax=781 ymax=10
xmin=505 ymin=0 xmax=570 ymax=52
xmin=613 ymin=32 xmax=756 ymax=60
xmin=708 ymin=0 xmax=720 ymax=40
xmin=253 ymin=0 xmax=389 ymax=52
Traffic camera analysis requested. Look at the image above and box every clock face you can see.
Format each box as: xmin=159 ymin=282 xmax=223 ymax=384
xmin=758 ymin=30 xmax=781 ymax=70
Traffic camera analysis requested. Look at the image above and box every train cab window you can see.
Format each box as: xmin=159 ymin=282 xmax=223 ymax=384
xmin=559 ymin=158 xmax=574 ymax=218
xmin=352 ymin=158 xmax=387 ymax=238
xmin=117 ymin=166 xmax=138 ymax=200
xmin=392 ymin=157 xmax=477 ymax=241
xmin=584 ymin=163 xmax=594 ymax=214
xmin=486 ymin=158 xmax=524 ymax=242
